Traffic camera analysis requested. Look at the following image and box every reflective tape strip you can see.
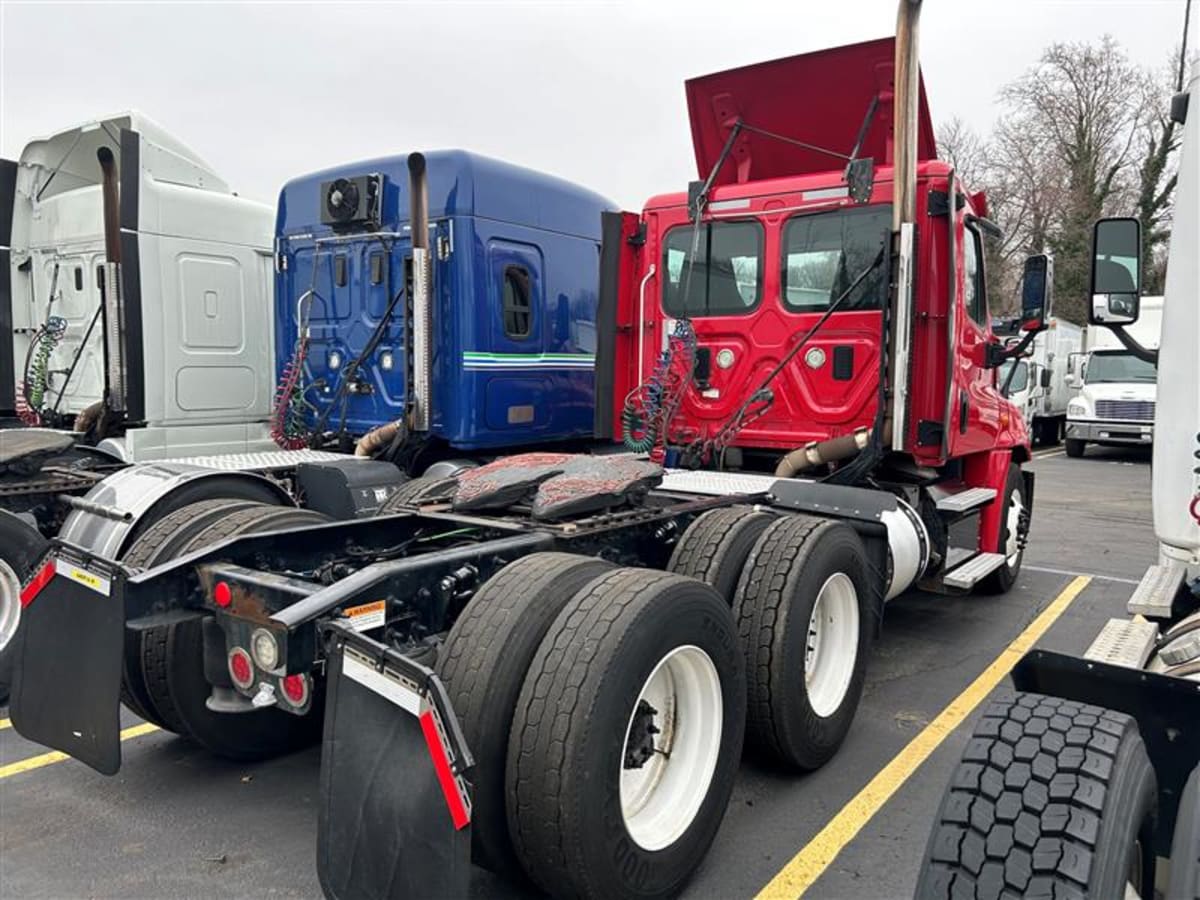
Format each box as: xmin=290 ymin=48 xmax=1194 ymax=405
xmin=19 ymin=559 xmax=56 ymax=608
xmin=419 ymin=709 xmax=470 ymax=830
xmin=341 ymin=653 xmax=421 ymax=716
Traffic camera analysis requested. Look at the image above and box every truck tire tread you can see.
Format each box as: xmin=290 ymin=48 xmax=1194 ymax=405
xmin=668 ymin=505 xmax=774 ymax=604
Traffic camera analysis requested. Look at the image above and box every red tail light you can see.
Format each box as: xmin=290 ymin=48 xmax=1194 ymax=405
xmin=213 ymin=581 xmax=232 ymax=608
xmin=281 ymin=673 xmax=310 ymax=708
xmin=228 ymin=647 xmax=254 ymax=689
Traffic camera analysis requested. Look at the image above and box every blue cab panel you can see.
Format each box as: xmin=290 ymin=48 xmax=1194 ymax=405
xmin=275 ymin=150 xmax=616 ymax=452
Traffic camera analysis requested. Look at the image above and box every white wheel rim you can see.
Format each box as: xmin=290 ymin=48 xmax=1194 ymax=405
xmin=805 ymin=572 xmax=859 ymax=718
xmin=0 ymin=560 xmax=21 ymax=652
xmin=620 ymin=645 xmax=723 ymax=852
xmin=1004 ymin=487 xmax=1023 ymax=566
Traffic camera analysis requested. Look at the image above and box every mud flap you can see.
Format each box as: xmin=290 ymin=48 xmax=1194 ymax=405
xmin=11 ymin=551 xmax=125 ymax=774
xmin=318 ymin=622 xmax=473 ymax=900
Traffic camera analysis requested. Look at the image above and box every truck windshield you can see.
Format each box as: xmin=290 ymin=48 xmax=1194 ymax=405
xmin=1085 ymin=351 xmax=1157 ymax=384
xmin=663 ymin=220 xmax=763 ymax=316
xmin=782 ymin=205 xmax=892 ymax=311
xmin=999 ymin=359 xmax=1029 ymax=395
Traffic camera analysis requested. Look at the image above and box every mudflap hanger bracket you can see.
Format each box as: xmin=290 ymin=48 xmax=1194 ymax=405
xmin=317 ymin=621 xmax=474 ymax=900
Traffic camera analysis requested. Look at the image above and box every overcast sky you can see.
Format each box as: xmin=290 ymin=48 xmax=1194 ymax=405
xmin=0 ymin=1 xmax=1193 ymax=210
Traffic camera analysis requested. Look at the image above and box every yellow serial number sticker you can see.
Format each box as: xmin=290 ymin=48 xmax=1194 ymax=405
xmin=57 ymin=560 xmax=111 ymax=597
xmin=344 ymin=599 xmax=386 ymax=632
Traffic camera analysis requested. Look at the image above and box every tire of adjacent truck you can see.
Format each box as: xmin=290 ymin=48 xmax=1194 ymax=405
xmin=1065 ymin=438 xmax=1086 ymax=458
xmin=376 ymin=475 xmax=458 ymax=512
xmin=1035 ymin=417 xmax=1062 ymax=447
xmin=118 ymin=499 xmax=266 ymax=727
xmin=1167 ymin=764 xmax=1200 ymax=900
xmin=978 ymin=464 xmax=1028 ymax=595
xmin=435 ymin=552 xmax=615 ymax=878
xmin=507 ymin=568 xmax=745 ymax=900
xmin=915 ymin=691 xmax=1157 ymax=900
xmin=0 ymin=510 xmax=50 ymax=706
xmin=668 ymin=505 xmax=775 ymax=604
xmin=130 ymin=504 xmax=330 ymax=758
xmin=733 ymin=514 xmax=872 ymax=770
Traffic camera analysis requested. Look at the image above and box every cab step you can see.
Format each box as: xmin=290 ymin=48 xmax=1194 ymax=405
xmin=1083 ymin=618 xmax=1158 ymax=669
xmin=1127 ymin=562 xmax=1186 ymax=619
xmin=935 ymin=486 xmax=997 ymax=514
xmin=941 ymin=551 xmax=1007 ymax=590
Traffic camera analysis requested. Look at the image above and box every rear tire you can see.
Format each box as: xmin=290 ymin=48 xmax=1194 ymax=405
xmin=436 ymin=552 xmax=614 ymax=877
xmin=507 ymin=568 xmax=745 ymax=899
xmin=135 ymin=505 xmax=331 ymax=758
xmin=734 ymin=515 xmax=872 ymax=770
xmin=376 ymin=475 xmax=458 ymax=512
xmin=1168 ymin=765 xmax=1200 ymax=900
xmin=915 ymin=691 xmax=1157 ymax=900
xmin=1065 ymin=438 xmax=1086 ymax=458
xmin=978 ymin=465 xmax=1027 ymax=595
xmin=0 ymin=511 xmax=49 ymax=706
xmin=668 ymin=506 xmax=774 ymax=604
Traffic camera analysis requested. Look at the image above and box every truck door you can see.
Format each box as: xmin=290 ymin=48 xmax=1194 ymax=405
xmin=948 ymin=220 xmax=1002 ymax=455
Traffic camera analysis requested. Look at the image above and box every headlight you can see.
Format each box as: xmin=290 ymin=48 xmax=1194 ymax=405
xmin=1067 ymin=401 xmax=1088 ymax=417
xmin=251 ymin=628 xmax=280 ymax=671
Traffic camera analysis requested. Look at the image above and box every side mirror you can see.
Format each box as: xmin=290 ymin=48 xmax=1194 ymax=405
xmin=1039 ymin=368 xmax=1052 ymax=389
xmin=1019 ymin=254 xmax=1053 ymax=331
xmin=1065 ymin=373 xmax=1080 ymax=389
xmin=1089 ymin=218 xmax=1141 ymax=326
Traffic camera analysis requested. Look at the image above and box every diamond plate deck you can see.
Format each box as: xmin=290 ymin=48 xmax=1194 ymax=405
xmin=1083 ymin=618 xmax=1158 ymax=669
xmin=942 ymin=551 xmax=1006 ymax=589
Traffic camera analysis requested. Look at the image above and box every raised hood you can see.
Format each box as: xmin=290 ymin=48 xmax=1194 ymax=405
xmin=685 ymin=37 xmax=937 ymax=186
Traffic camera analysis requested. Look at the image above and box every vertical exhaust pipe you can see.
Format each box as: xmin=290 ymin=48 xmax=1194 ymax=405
xmin=96 ymin=146 xmax=125 ymax=414
xmin=408 ymin=152 xmax=432 ymax=432
xmin=887 ymin=0 xmax=922 ymax=452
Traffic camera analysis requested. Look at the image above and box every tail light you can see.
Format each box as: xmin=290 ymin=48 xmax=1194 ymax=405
xmin=280 ymin=673 xmax=310 ymax=709
xmin=228 ymin=647 xmax=254 ymax=690
xmin=213 ymin=581 xmax=232 ymax=608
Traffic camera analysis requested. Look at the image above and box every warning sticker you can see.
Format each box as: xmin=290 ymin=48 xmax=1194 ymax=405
xmin=344 ymin=599 xmax=386 ymax=632
xmin=57 ymin=560 xmax=111 ymax=597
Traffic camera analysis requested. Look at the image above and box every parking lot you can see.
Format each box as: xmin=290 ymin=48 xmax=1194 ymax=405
xmin=0 ymin=445 xmax=1154 ymax=900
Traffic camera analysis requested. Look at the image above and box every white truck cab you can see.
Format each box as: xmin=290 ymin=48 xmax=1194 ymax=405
xmin=1 ymin=112 xmax=278 ymax=461
xmin=998 ymin=316 xmax=1083 ymax=445
xmin=1064 ymin=295 xmax=1162 ymax=457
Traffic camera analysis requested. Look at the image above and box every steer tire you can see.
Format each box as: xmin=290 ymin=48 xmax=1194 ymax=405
xmin=668 ymin=506 xmax=774 ymax=604
xmin=979 ymin=465 xmax=1028 ymax=595
xmin=507 ymin=568 xmax=745 ymax=900
xmin=0 ymin=511 xmax=50 ymax=706
xmin=377 ymin=475 xmax=458 ymax=512
xmin=118 ymin=499 xmax=263 ymax=728
xmin=138 ymin=505 xmax=330 ymax=759
xmin=915 ymin=691 xmax=1157 ymax=900
xmin=733 ymin=514 xmax=872 ymax=770
xmin=1167 ymin=765 xmax=1200 ymax=900
xmin=1065 ymin=438 xmax=1086 ymax=458
xmin=436 ymin=552 xmax=615 ymax=878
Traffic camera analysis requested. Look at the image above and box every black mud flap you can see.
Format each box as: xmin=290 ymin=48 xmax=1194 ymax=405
xmin=318 ymin=622 xmax=474 ymax=900
xmin=11 ymin=551 xmax=126 ymax=774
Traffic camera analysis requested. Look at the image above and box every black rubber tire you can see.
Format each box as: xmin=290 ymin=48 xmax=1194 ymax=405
xmin=507 ymin=568 xmax=745 ymax=900
xmin=376 ymin=475 xmax=458 ymax=512
xmin=0 ymin=511 xmax=50 ymax=706
xmin=915 ymin=691 xmax=1157 ymax=900
xmin=668 ymin=506 xmax=774 ymax=604
xmin=1036 ymin=417 xmax=1062 ymax=446
xmin=1065 ymin=438 xmax=1086 ymax=458
xmin=978 ymin=465 xmax=1028 ymax=595
xmin=733 ymin=514 xmax=872 ymax=770
xmin=117 ymin=499 xmax=263 ymax=728
xmin=138 ymin=505 xmax=331 ymax=759
xmin=436 ymin=552 xmax=615 ymax=878
xmin=1167 ymin=764 xmax=1200 ymax=900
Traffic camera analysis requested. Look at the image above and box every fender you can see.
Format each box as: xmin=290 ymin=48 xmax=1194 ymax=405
xmin=58 ymin=462 xmax=292 ymax=559
xmin=962 ymin=448 xmax=1018 ymax=554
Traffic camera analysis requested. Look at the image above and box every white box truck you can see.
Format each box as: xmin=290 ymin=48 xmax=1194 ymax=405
xmin=1 ymin=111 xmax=278 ymax=461
xmin=1064 ymin=295 xmax=1163 ymax=456
xmin=998 ymin=316 xmax=1083 ymax=445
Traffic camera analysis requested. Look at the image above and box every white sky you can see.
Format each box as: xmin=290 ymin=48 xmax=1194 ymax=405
xmin=0 ymin=1 xmax=1194 ymax=210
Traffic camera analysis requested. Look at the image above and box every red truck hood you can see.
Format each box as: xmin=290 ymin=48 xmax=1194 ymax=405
xmin=685 ymin=37 xmax=937 ymax=186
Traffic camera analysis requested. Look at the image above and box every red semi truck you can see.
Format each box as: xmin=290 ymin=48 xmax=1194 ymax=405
xmin=9 ymin=7 xmax=1053 ymax=899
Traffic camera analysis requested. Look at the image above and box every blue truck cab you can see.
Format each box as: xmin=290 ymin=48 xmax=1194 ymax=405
xmin=274 ymin=151 xmax=616 ymax=461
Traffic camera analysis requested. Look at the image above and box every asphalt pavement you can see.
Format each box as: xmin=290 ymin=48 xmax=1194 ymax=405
xmin=0 ymin=443 xmax=1156 ymax=900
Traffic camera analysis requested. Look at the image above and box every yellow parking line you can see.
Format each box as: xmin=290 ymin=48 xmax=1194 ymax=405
xmin=755 ymin=575 xmax=1092 ymax=899
xmin=0 ymin=718 xmax=10 ymax=730
xmin=0 ymin=723 xmax=159 ymax=779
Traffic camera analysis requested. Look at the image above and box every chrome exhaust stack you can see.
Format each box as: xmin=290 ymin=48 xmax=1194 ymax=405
xmin=96 ymin=146 xmax=126 ymax=414
xmin=408 ymin=153 xmax=432 ymax=433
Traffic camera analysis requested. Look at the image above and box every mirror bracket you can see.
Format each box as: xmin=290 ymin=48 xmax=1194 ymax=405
xmin=1108 ymin=324 xmax=1159 ymax=366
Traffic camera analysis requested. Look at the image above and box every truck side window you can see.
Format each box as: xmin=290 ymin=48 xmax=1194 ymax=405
xmin=662 ymin=221 xmax=762 ymax=316
xmin=964 ymin=226 xmax=987 ymax=325
xmin=502 ymin=265 xmax=532 ymax=339
xmin=782 ymin=205 xmax=891 ymax=312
